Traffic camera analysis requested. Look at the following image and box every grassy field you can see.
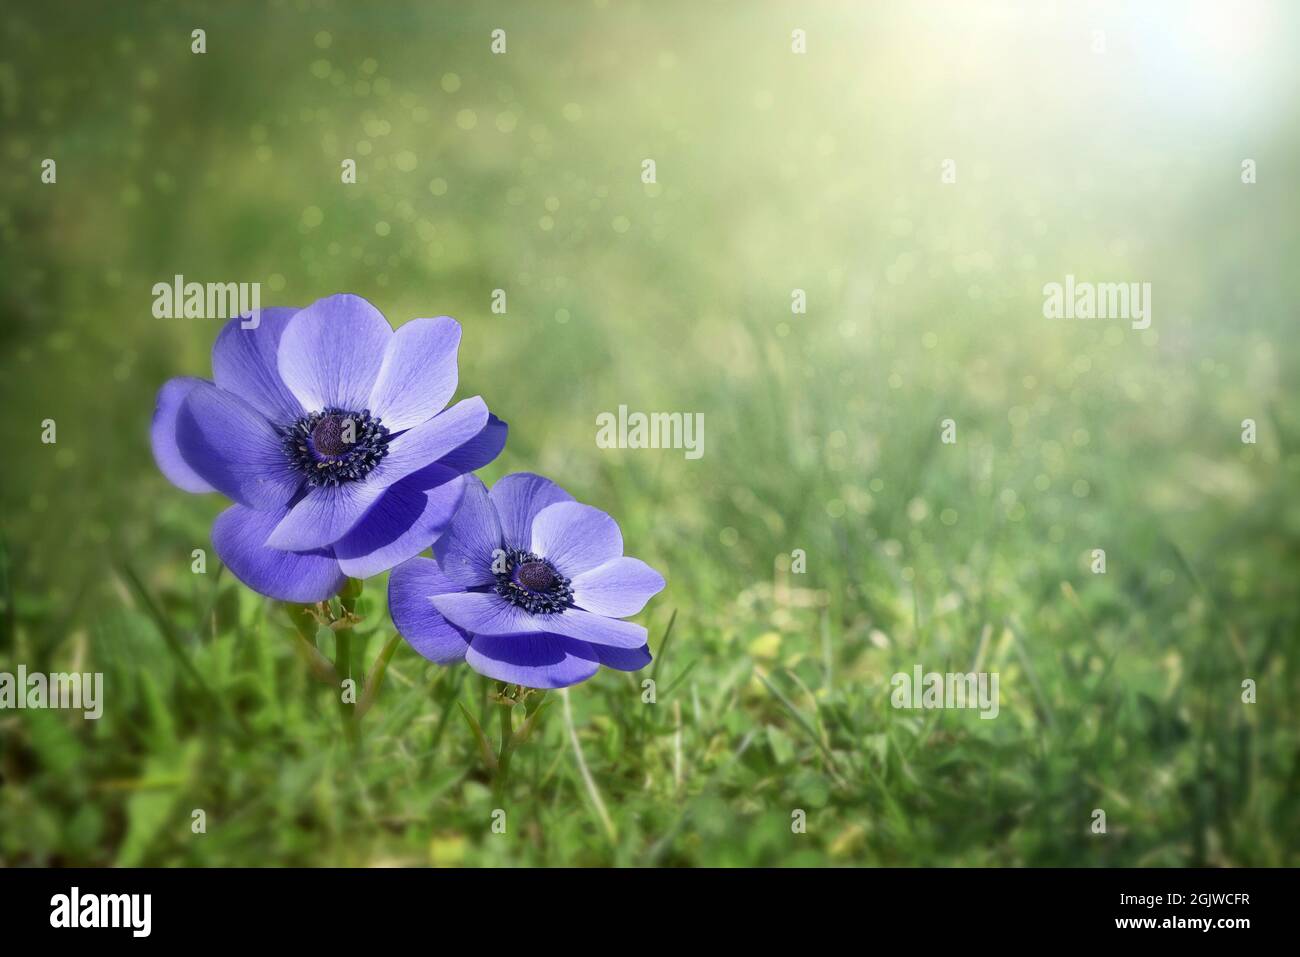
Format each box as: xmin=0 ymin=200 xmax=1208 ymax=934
xmin=2 ymin=0 xmax=1298 ymax=866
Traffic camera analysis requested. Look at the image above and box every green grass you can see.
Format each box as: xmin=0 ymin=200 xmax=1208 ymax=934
xmin=2 ymin=0 xmax=1298 ymax=866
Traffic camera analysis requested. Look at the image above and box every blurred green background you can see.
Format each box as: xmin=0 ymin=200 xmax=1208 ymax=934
xmin=2 ymin=0 xmax=1298 ymax=866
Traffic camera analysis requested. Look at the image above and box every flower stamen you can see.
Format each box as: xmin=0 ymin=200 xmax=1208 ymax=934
xmin=493 ymin=548 xmax=572 ymax=615
xmin=280 ymin=407 xmax=391 ymax=487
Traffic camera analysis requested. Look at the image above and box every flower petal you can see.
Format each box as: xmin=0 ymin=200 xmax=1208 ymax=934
xmin=151 ymin=377 xmax=215 ymax=493
xmin=277 ymin=294 xmax=392 ymax=411
xmin=571 ymin=557 xmax=666 ymax=617
xmin=435 ymin=412 xmax=508 ymax=475
xmin=367 ymin=396 xmax=489 ymax=489
xmin=530 ymin=501 xmax=624 ymax=577
xmin=431 ymin=476 xmax=501 ymax=587
xmin=590 ymin=642 xmax=653 ymax=672
xmin=265 ymin=481 xmax=385 ymax=551
xmin=429 ymin=591 xmax=534 ymax=634
xmin=333 ymin=475 xmax=466 ymax=579
xmin=464 ymin=633 xmax=599 ymax=689
xmin=212 ymin=503 xmax=346 ymax=602
xmin=211 ymin=307 xmax=304 ymax=425
xmin=388 ymin=557 xmax=471 ymax=664
xmin=542 ymin=607 xmax=649 ymax=649
xmin=489 ymin=472 xmax=573 ymax=550
xmin=377 ymin=461 xmax=459 ymax=492
xmin=176 ymin=381 xmax=302 ymax=509
xmin=367 ymin=316 xmax=461 ymax=431
xmin=430 ymin=593 xmax=648 ymax=649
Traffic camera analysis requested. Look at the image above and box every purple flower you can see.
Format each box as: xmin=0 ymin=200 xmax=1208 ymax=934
xmin=389 ymin=473 xmax=666 ymax=689
xmin=151 ymin=294 xmax=505 ymax=602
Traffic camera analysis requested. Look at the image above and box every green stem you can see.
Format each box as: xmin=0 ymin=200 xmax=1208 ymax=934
xmin=494 ymin=687 xmax=515 ymax=802
xmin=336 ymin=625 xmax=358 ymax=747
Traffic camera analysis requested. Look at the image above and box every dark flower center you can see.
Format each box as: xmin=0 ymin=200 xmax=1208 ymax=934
xmin=311 ymin=415 xmax=350 ymax=456
xmin=516 ymin=560 xmax=556 ymax=592
xmin=494 ymin=548 xmax=572 ymax=615
xmin=280 ymin=407 xmax=391 ymax=487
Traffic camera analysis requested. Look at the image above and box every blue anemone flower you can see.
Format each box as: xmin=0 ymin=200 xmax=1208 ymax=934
xmin=151 ymin=293 xmax=505 ymax=601
xmin=389 ymin=473 xmax=666 ymax=689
